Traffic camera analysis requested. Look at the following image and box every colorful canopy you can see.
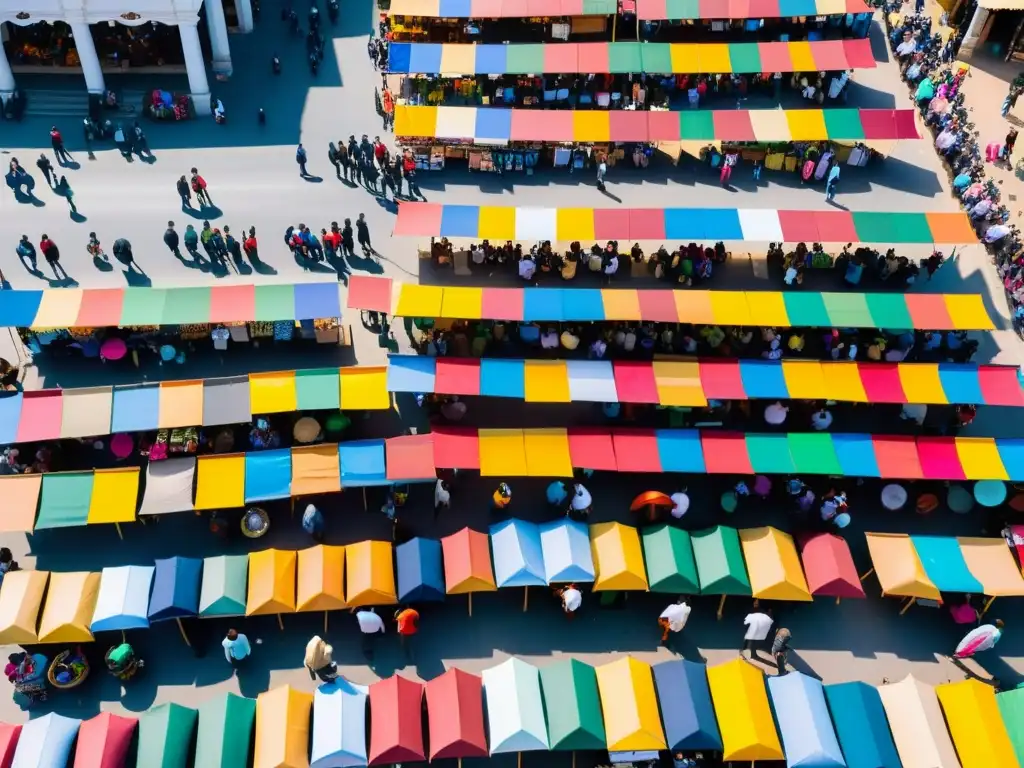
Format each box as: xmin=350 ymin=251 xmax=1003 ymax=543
xmin=739 ymin=527 xmax=811 ymax=602
xmin=539 ymin=659 xmax=606 ymax=751
xmin=590 ymin=522 xmax=648 ymax=591
xmin=490 ymin=518 xmax=546 ymax=588
xmin=34 ymin=469 xmax=139 ymax=530
xmin=254 ymin=686 xmax=313 ymax=768
xmin=396 ymin=537 xmax=446 ymax=602
xmin=425 ymin=668 xmax=488 ymax=760
xmin=291 ymin=444 xmax=342 ymax=496
xmin=139 ymin=458 xmax=196 ymax=517
xmin=194 ymin=454 xmax=246 ymax=511
xmin=997 ymin=688 xmax=1024 ymax=767
xmin=148 ymin=557 xmax=203 ymax=622
xmin=955 ymin=537 xmax=1024 ymax=597
xmin=910 ymin=535 xmax=984 ymax=594
xmin=91 ymin=564 xmax=155 ymax=632
xmin=823 ymin=682 xmax=901 ymax=768
xmin=136 ymin=703 xmax=197 ymax=768
xmin=442 ymin=528 xmax=497 ymax=594
xmin=195 ymin=692 xmax=257 ymax=768
xmin=0 ymin=722 xmax=20 ymax=767
xmin=388 ymin=39 xmax=876 ymax=75
xmin=483 ymin=658 xmax=549 ymax=754
xmin=595 ymin=657 xmax=667 ymax=751
xmin=386 ymin=0 xmax=869 ymax=19
xmin=877 ymin=675 xmax=960 ymax=768
xmin=641 ymin=525 xmax=700 ymax=593
xmin=311 ymin=678 xmax=368 ymax=768
xmin=245 ymin=549 xmax=297 ymax=616
xmin=0 ymin=475 xmax=40 ymax=532
xmin=706 ymin=659 xmax=783 ymax=762
xmin=199 ymin=554 xmax=249 ymax=617
xmin=652 ymin=660 xmax=722 ymax=751
xmin=863 ymin=533 xmax=941 ymax=600
xmin=799 ymin=533 xmax=865 ymax=599
xmin=368 ymin=676 xmax=426 ymax=763
xmin=37 ymin=571 xmax=100 ymax=643
xmin=337 ymin=440 xmax=389 ymax=487
xmin=345 ymin=540 xmax=397 ymax=607
xmin=394 ymin=203 xmax=975 ymax=245
xmin=691 ymin=526 xmax=751 ymax=595
xmin=245 ymin=449 xmax=292 ymax=503
xmin=72 ymin=713 xmax=137 ymax=768
xmin=0 ymin=570 xmax=48 ymax=644
xmin=767 ymin=672 xmax=845 ymax=768
xmin=936 ymin=679 xmax=1020 ymax=768
xmin=13 ymin=713 xmax=81 ymax=768
xmin=297 ymin=545 xmax=346 ymax=613
xmin=538 ymin=518 xmax=595 ymax=583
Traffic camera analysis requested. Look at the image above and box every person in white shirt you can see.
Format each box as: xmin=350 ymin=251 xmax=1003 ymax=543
xmin=471 ymin=244 xmax=485 ymax=264
xmin=356 ymin=608 xmax=384 ymax=659
xmin=811 ymin=408 xmax=833 ymax=431
xmin=659 ymin=599 xmax=691 ymax=652
xmin=560 ymin=585 xmax=582 ymax=616
xmin=741 ymin=605 xmax=773 ymax=659
xmin=764 ymin=401 xmax=788 ymax=426
xmin=222 ymin=629 xmax=251 ymax=667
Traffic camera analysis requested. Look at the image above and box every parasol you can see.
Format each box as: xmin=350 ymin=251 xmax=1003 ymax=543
xmin=571 ymin=484 xmax=592 ymax=512
xmin=111 ymin=433 xmax=133 ymax=459
xmin=100 ymin=338 xmax=127 ymax=361
xmin=753 ymin=476 xmax=771 ymax=498
xmin=974 ymin=480 xmax=1007 ymax=507
xmin=720 ymin=491 xmax=737 ymax=513
xmin=630 ymin=491 xmax=672 ymax=524
xmin=881 ymin=484 xmax=907 ymax=511
xmin=324 ymin=411 xmax=350 ymax=434
xmin=293 ymin=417 xmax=321 ymax=444
xmin=159 ymin=344 xmax=176 ymax=362
xmin=547 ymin=481 xmax=568 ymax=506
xmin=947 ymin=485 xmax=974 ymax=513
xmin=241 ymin=507 xmax=270 ymax=538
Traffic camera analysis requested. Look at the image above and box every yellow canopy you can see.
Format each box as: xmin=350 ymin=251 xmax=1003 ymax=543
xmin=194 ymin=454 xmax=246 ymax=510
xmin=338 ymin=367 xmax=389 ymax=410
xmin=595 ymin=657 xmax=667 ymax=751
xmin=87 ymin=467 xmax=140 ymax=525
xmin=864 ymin=532 xmax=940 ymax=600
xmin=706 ymin=658 xmax=783 ymax=762
xmin=0 ymin=475 xmax=42 ymax=532
xmin=524 ymin=361 xmax=570 ymax=403
xmin=249 ymin=371 xmax=298 ymax=414
xmin=254 ymin=685 xmax=313 ymax=768
xmin=345 ymin=540 xmax=397 ymax=607
xmin=877 ymin=675 xmax=961 ymax=768
xmin=478 ymin=429 xmax=526 ymax=477
xmin=738 ymin=527 xmax=812 ymax=602
xmin=523 ymin=428 xmax=572 ymax=477
xmin=296 ymin=545 xmax=346 ymax=612
xmin=936 ymin=679 xmax=1021 ymax=768
xmin=0 ymin=570 xmax=49 ymax=644
xmin=290 ymin=445 xmax=341 ymax=496
xmin=246 ymin=549 xmax=297 ymax=616
xmin=37 ymin=571 xmax=100 ymax=644
xmin=956 ymin=537 xmax=1024 ymax=597
xmin=590 ymin=522 xmax=648 ymax=591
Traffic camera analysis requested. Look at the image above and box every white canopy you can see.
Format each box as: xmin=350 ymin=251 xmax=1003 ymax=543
xmin=311 ymin=678 xmax=369 ymax=768
xmin=91 ymin=565 xmax=155 ymax=632
xmin=877 ymin=675 xmax=961 ymax=768
xmin=12 ymin=713 xmax=81 ymax=768
xmin=139 ymin=457 xmax=196 ymax=516
xmin=482 ymin=658 xmax=549 ymax=754
xmin=539 ymin=518 xmax=595 ymax=584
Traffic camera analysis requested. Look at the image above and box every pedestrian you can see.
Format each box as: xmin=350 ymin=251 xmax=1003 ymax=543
xmin=341 ymin=218 xmax=355 ymax=258
xmin=35 ymin=154 xmax=54 ymax=187
xmin=176 ymin=175 xmax=192 ymax=208
xmin=86 ymin=232 xmax=105 ymax=265
xmin=302 ymin=503 xmax=325 ymax=542
xmin=1002 ymin=86 xmax=1020 ymax=118
xmin=356 ymin=213 xmax=373 ymax=256
xmin=596 ymin=155 xmax=607 ymax=188
xmin=434 ymin=478 xmax=451 ymax=513
xmin=658 ymin=598 xmax=692 ymax=653
xmin=16 ymin=235 xmax=37 ymax=272
xmin=39 ymin=234 xmax=67 ymax=279
xmin=952 ymin=619 xmax=1004 ymax=659
xmin=296 ymin=143 xmax=308 ymax=176
xmin=771 ymin=627 xmax=791 ymax=675
xmin=395 ymin=606 xmax=419 ymax=658
xmin=492 ymin=482 xmax=512 ymax=511
xmin=83 ymin=118 xmax=96 ymax=159
xmin=224 ymin=226 xmax=242 ymax=261
xmin=741 ymin=603 xmax=773 ymax=660
xmin=304 ymin=635 xmax=338 ymax=683
xmin=328 ymin=142 xmax=340 ymax=178
xmin=183 ymin=224 xmax=199 ymax=256
xmin=825 ymin=164 xmax=840 ymax=202
xmin=163 ymin=221 xmax=180 ymax=257
xmin=337 ymin=141 xmax=350 ymax=181
xmin=50 ymin=126 xmax=71 ymax=164
xmin=222 ymin=628 xmax=251 ymax=668
xmin=1006 ymin=129 xmax=1018 ymax=162
xmin=55 ymin=175 xmax=77 ymax=215
xmin=200 ymin=221 xmax=215 ymax=258
xmin=211 ymin=228 xmax=227 ymax=260
xmin=356 ymin=607 xmax=385 ymax=659
xmin=190 ymin=168 xmax=212 ymax=207
xmin=559 ymin=584 xmax=582 ymax=617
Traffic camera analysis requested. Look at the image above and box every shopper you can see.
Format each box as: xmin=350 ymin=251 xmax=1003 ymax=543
xmin=222 ymin=628 xmax=251 ymax=667
xmin=177 ymin=176 xmax=192 ymax=208
xmin=741 ymin=603 xmax=773 ymax=660
xmin=356 ymin=608 xmax=385 ymax=659
xmin=39 ymin=234 xmax=67 ymax=280
xmin=356 ymin=213 xmax=373 ymax=256
xmin=659 ymin=598 xmax=692 ymax=653
xmin=35 ymin=154 xmax=54 ymax=187
xmin=16 ymin=235 xmax=37 ymax=272
xmin=304 ymin=635 xmax=338 ymax=682
xmin=771 ymin=628 xmax=791 ymax=675
xmin=301 ymin=503 xmax=325 ymax=543
xmin=163 ymin=222 xmax=180 ymax=257
xmin=395 ymin=606 xmax=419 ymax=658
xmin=296 ymin=143 xmax=308 ymax=176
xmin=190 ymin=168 xmax=212 ymax=207
xmin=50 ymin=126 xmax=72 ymax=164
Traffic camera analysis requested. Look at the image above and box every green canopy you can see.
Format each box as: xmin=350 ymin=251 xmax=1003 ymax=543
xmin=295 ymin=369 xmax=342 ymax=411
xmin=609 ymin=43 xmax=643 ymax=74
xmin=539 ymin=659 xmax=606 ymax=751
xmin=997 ymin=688 xmax=1024 ymax=766
xmin=641 ymin=525 xmax=700 ymax=594
xmin=161 ymin=288 xmax=212 ymax=325
xmin=744 ymin=435 xmax=796 ymax=475
xmin=255 ymin=284 xmax=295 ymax=321
xmin=195 ymin=692 xmax=257 ymax=768
xmin=137 ymin=703 xmax=198 ymax=768
xmin=35 ymin=472 xmax=94 ymax=529
xmin=199 ymin=554 xmax=249 ymax=617
xmin=691 ymin=526 xmax=750 ymax=595
xmin=787 ymin=433 xmax=842 ymax=475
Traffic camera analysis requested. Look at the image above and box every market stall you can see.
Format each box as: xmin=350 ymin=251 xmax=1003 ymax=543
xmin=37 ymin=571 xmax=100 ymax=644
xmin=706 ymin=658 xmax=783 ymax=762
xmin=651 ymin=659 xmax=722 ymax=752
xmin=862 ymin=533 xmax=941 ymax=614
xmin=767 ymin=672 xmax=845 ymax=768
xmin=911 ymin=535 xmax=984 ymax=596
xmin=198 ymin=555 xmax=249 ymax=618
xmin=396 ymin=537 xmax=446 ymax=602
xmin=483 ymin=658 xmax=549 ymax=754
xmin=75 ymin=712 xmax=138 ymax=768
xmin=442 ymin=528 xmax=497 ymax=615
xmin=338 ymin=440 xmax=390 ymax=490
xmin=195 ymin=455 xmax=246 ymax=511
xmin=253 ymin=686 xmax=313 ymax=768
xmin=245 ymin=449 xmax=293 ymax=503
xmin=385 ymin=434 xmax=437 ymax=482
xmin=739 ymin=526 xmax=812 ymax=602
xmin=345 ymin=540 xmax=398 ymax=608
xmin=954 ymin=537 xmax=1024 ymax=616
xmin=0 ymin=475 xmax=41 ymax=533
xmin=245 ymin=549 xmax=297 ymax=629
xmin=798 ymin=533 xmax=865 ymax=601
xmin=148 ymin=557 xmax=202 ymax=634
xmin=538 ymin=518 xmax=596 ymax=584
xmin=936 ymin=679 xmax=1019 ymax=768
xmin=291 ymin=444 xmax=342 ymax=498
xmin=140 ymin=458 xmax=196 ymax=517
xmin=876 ymin=675 xmax=960 ymax=768
xmin=822 ymin=682 xmax=901 ymax=768
xmin=640 ymin=525 xmax=700 ymax=594
xmin=12 ymin=714 xmax=81 ymax=768
xmin=691 ymin=526 xmax=751 ymax=619
xmin=311 ymin=679 xmax=369 ymax=768
xmin=369 ymin=676 xmax=426 ymax=764
xmin=425 ymin=668 xmax=489 ymax=760
xmin=539 ymin=659 xmax=607 ymax=751
xmin=91 ymin=565 xmax=155 ymax=633
xmin=136 ymin=703 xmax=197 ymax=768
xmin=196 ymin=692 xmax=257 ymax=768
xmin=0 ymin=570 xmax=48 ymax=645
xmin=296 ymin=545 xmax=347 ymax=625
xmin=491 ymin=519 xmax=546 ymax=610
xmin=590 ymin=522 xmax=648 ymax=591
xmin=595 ymin=657 xmax=666 ymax=751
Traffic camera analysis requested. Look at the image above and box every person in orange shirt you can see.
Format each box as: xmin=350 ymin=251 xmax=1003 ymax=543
xmin=381 ymin=88 xmax=394 ymax=131
xmin=492 ymin=482 xmax=511 ymax=511
xmin=395 ymin=606 xmax=419 ymax=659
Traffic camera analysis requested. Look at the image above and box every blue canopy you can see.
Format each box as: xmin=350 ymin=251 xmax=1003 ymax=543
xmin=652 ymin=660 xmax=722 ymax=751
xmin=244 ymin=449 xmax=292 ymax=502
xmin=490 ymin=518 xmax=546 ymax=588
xmin=148 ymin=556 xmax=203 ymax=622
xmin=387 ymin=355 xmax=436 ymax=393
xmin=767 ymin=672 xmax=846 ymax=768
xmin=0 ymin=393 xmax=22 ymax=444
xmin=13 ymin=713 xmax=81 ymax=768
xmin=111 ymin=383 xmax=161 ymax=433
xmin=538 ymin=518 xmax=595 ymax=584
xmin=396 ymin=537 xmax=445 ymax=602
xmin=909 ymin=535 xmax=984 ymax=593
xmin=338 ymin=440 xmax=390 ymax=487
xmin=823 ymin=682 xmax=901 ymax=768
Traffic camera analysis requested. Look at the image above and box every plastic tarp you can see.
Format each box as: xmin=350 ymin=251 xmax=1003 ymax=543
xmin=136 ymin=703 xmax=197 ymax=768
xmin=877 ymin=675 xmax=961 ymax=768
xmin=641 ymin=525 xmax=700 ymax=594
xmin=691 ymin=526 xmax=751 ymax=595
xmin=0 ymin=570 xmax=48 ymax=644
xmin=245 ymin=449 xmax=292 ymax=502
xmin=199 ymin=554 xmax=249 ymax=617
xmin=37 ymin=571 xmax=100 ymax=643
xmin=538 ymin=518 xmax=595 ymax=584
xmin=291 ymin=444 xmax=342 ymax=496
xmin=297 ymin=545 xmax=346 ymax=613
xmin=864 ymin=533 xmax=940 ymax=600
xmin=936 ymin=679 xmax=1019 ymax=768
xmin=87 ymin=468 xmax=139 ymax=526
xmin=425 ymin=668 xmax=488 ymax=759
xmin=338 ymin=440 xmax=389 ymax=487
xmin=799 ymin=533 xmax=865 ymax=599
xmin=195 ymin=692 xmax=257 ymax=768
xmin=12 ymin=714 xmax=81 ymax=768
xmin=956 ymin=537 xmax=1024 ymax=597
xmin=139 ymin=458 xmax=196 ymax=516
xmin=246 ymin=549 xmax=297 ymax=616
xmin=442 ymin=528 xmax=497 ymax=594
xmin=345 ymin=540 xmax=397 ymax=607
xmin=652 ymin=660 xmax=722 ymax=751
xmin=73 ymin=712 xmax=137 ymax=768
xmin=368 ymin=676 xmax=425 ymax=763
xmin=254 ymin=686 xmax=313 ymax=768
xmin=148 ymin=557 xmax=202 ymax=622
xmin=91 ymin=564 xmax=155 ymax=632
xmin=767 ymin=672 xmax=845 ymax=768
xmin=396 ymin=538 xmax=445 ymax=602
xmin=312 ymin=678 xmax=368 ymax=768
xmin=911 ymin=535 xmax=984 ymax=594
xmin=707 ymin=659 xmax=783 ymax=762
xmin=739 ymin=527 xmax=812 ymax=602
xmin=595 ymin=657 xmax=666 ymax=751
xmin=539 ymin=659 xmax=606 ymax=751
xmin=590 ymin=522 xmax=648 ymax=591
xmin=482 ymin=658 xmax=549 ymax=754
xmin=823 ymin=682 xmax=901 ymax=768
xmin=997 ymin=689 xmax=1024 ymax=767
xmin=0 ymin=475 xmax=41 ymax=532
xmin=490 ymin=518 xmax=546 ymax=588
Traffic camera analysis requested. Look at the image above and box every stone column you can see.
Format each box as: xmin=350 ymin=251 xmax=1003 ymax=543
xmin=958 ymin=6 xmax=990 ymax=60
xmin=204 ymin=0 xmax=233 ymax=76
xmin=179 ymin=22 xmax=211 ymax=115
xmin=0 ymin=40 xmax=14 ymax=99
xmin=69 ymin=22 xmax=105 ymax=94
xmin=234 ymin=0 xmax=254 ymax=33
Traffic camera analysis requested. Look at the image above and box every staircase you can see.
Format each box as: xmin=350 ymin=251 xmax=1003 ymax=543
xmin=21 ymin=88 xmax=148 ymax=119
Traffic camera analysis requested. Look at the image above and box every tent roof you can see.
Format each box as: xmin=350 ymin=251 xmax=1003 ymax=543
xmin=823 ymin=682 xmax=901 ymax=768
xmin=490 ymin=518 xmax=546 ymax=588
xmin=641 ymin=525 xmax=700 ymax=594
xmin=539 ymin=659 xmax=606 ymax=751
xmin=0 ymin=723 xmax=20 ymax=768
xmin=767 ymin=672 xmax=845 ymax=768
xmin=442 ymin=528 xmax=497 ymax=594
xmin=425 ymin=667 xmax=488 ymax=760
xmin=691 ymin=526 xmax=751 ymax=595
xmin=706 ymin=659 xmax=783 ymax=762
xmin=595 ymin=657 xmax=666 ymax=752
xmin=799 ymin=533 xmax=865 ymax=599
xmin=997 ymin=688 xmax=1024 ymax=767
xmin=483 ymin=658 xmax=549 ymax=754
xmin=14 ymin=713 xmax=81 ymax=768
xmin=936 ymin=679 xmax=1019 ymax=768
xmin=739 ymin=527 xmax=812 ymax=602
xmin=136 ymin=703 xmax=197 ymax=768
xmin=139 ymin=457 xmax=196 ymax=516
xmin=199 ymin=554 xmax=249 ymax=617
xmin=38 ymin=571 xmax=99 ymax=644
xmin=538 ymin=518 xmax=595 ymax=584
xmin=296 ymin=545 xmax=346 ymax=613
xmin=877 ymin=675 xmax=961 ymax=768
xmin=590 ymin=522 xmax=648 ymax=592
xmin=396 ymin=537 xmax=446 ymax=603
xmin=195 ymin=692 xmax=257 ymax=768
xmin=368 ymin=676 xmax=426 ymax=763
xmin=245 ymin=549 xmax=297 ymax=616
xmin=911 ymin=535 xmax=984 ymax=594
xmin=0 ymin=570 xmax=48 ymax=645
xmin=254 ymin=686 xmax=313 ymax=768
xmin=311 ymin=679 xmax=368 ymax=768
xmin=74 ymin=712 xmax=138 ymax=768
xmin=956 ymin=537 xmax=1024 ymax=597
xmin=345 ymin=540 xmax=397 ymax=608
xmin=148 ymin=557 xmax=203 ymax=622
xmin=652 ymin=660 xmax=722 ymax=752
xmin=91 ymin=565 xmax=155 ymax=632
xmin=864 ymin=533 xmax=941 ymax=600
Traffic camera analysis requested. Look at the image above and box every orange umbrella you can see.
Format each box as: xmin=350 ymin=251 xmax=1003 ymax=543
xmin=630 ymin=491 xmax=673 ymax=523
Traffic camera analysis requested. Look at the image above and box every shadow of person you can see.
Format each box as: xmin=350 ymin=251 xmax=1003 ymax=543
xmin=599 ymin=188 xmax=623 ymax=204
xmin=60 ymin=159 xmax=82 ymax=171
xmin=70 ymin=212 xmax=88 ymax=223
xmin=345 ymin=252 xmax=384 ymax=275
xmin=186 ymin=204 xmax=223 ymax=220
xmin=231 ymin=254 xmax=253 ymax=276
xmin=93 ymin=255 xmax=114 ymax=272
xmin=13 ymin=189 xmax=45 ymax=207
xmin=248 ymin=255 xmax=278 ymax=276
xmin=124 ymin=268 xmax=151 ymax=287
xmin=177 ymin=248 xmax=212 ymax=272
xmin=302 ymin=175 xmax=324 ymax=183
xmin=826 ymin=199 xmax=850 ymax=211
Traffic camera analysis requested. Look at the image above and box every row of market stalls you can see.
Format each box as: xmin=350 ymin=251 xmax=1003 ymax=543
xmin=2 ymin=668 xmax=1021 ymax=768
xmin=386 ymin=0 xmax=872 ymax=19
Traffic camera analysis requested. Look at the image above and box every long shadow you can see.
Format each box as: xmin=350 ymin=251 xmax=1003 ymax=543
xmin=181 ymin=204 xmax=224 ymax=221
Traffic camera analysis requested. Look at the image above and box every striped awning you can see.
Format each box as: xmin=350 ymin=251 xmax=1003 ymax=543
xmin=387 ymin=0 xmax=870 ymax=19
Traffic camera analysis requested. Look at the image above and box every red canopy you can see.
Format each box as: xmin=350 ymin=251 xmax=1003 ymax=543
xmin=73 ymin=712 xmax=138 ymax=768
xmin=0 ymin=724 xmax=20 ymax=768
xmin=566 ymin=428 xmax=617 ymax=471
xmin=346 ymin=275 xmax=394 ymax=313
xmin=798 ymin=532 xmax=865 ymax=599
xmin=432 ymin=427 xmax=481 ymax=470
xmin=425 ymin=668 xmax=488 ymax=760
xmin=386 ymin=434 xmax=436 ymax=481
xmin=369 ymin=676 xmax=425 ymax=765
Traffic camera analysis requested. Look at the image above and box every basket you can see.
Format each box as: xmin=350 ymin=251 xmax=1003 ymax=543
xmin=47 ymin=650 xmax=90 ymax=689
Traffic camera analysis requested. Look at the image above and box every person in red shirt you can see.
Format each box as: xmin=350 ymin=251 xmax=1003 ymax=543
xmin=190 ymin=167 xmax=212 ymax=207
xmin=49 ymin=126 xmax=71 ymax=165
xmin=395 ymin=607 xmax=419 ymax=658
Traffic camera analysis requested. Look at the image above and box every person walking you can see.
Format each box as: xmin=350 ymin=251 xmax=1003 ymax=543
xmin=658 ymin=598 xmax=692 ymax=653
xmin=35 ymin=154 xmax=54 ymax=187
xmin=183 ymin=224 xmax=199 ymax=256
xmin=1006 ymin=129 xmax=1018 ymax=163
xmin=296 ymin=143 xmax=308 ymax=176
xmin=190 ymin=168 xmax=212 ymax=207
xmin=39 ymin=235 xmax=67 ymax=280
xmin=328 ymin=142 xmax=340 ymax=178
xmin=395 ymin=606 xmax=419 ymax=659
xmin=224 ymin=226 xmax=242 ymax=261
xmin=559 ymin=584 xmax=582 ymax=617
xmin=771 ymin=627 xmax=791 ymax=675
xmin=302 ymin=503 xmax=325 ymax=542
xmin=337 ymin=141 xmax=350 ymax=181
xmin=356 ymin=213 xmax=373 ymax=256
xmin=492 ymin=482 xmax=512 ymax=511
xmin=304 ymin=636 xmax=338 ymax=683
xmin=341 ymin=218 xmax=355 ymax=258
xmin=15 ymin=235 xmax=37 ymax=273
xmin=176 ymin=175 xmax=192 ymax=208
xmin=163 ymin=221 xmax=181 ymax=257
xmin=50 ymin=126 xmax=71 ymax=165
xmin=596 ymin=155 xmax=607 ymax=189
xmin=741 ymin=603 xmax=773 ymax=660
xmin=243 ymin=227 xmax=259 ymax=261
xmin=55 ymin=176 xmax=77 ymax=215
xmin=825 ymin=165 xmax=840 ymax=202
xmin=222 ymin=628 xmax=252 ymax=669
xmin=356 ymin=607 xmax=385 ymax=660
xmin=951 ymin=619 xmax=1005 ymax=659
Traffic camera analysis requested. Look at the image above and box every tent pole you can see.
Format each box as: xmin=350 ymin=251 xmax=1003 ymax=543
xmin=523 ymin=586 xmax=528 ymax=612
xmin=899 ymin=597 xmax=916 ymax=616
xmin=363 ymin=487 xmax=368 ymax=511
xmin=121 ymin=630 xmax=126 ymax=644
xmin=612 ymin=12 xmax=617 ymax=42
xmin=716 ymin=594 xmax=727 ymax=620
xmin=324 ymin=611 xmax=329 ymax=633
xmin=277 ymin=613 xmax=284 ymax=630
xmin=572 ymin=752 xmax=576 ymax=768
xmin=468 ymin=592 xmax=473 ymax=617
xmin=114 ymin=522 xmax=123 ymax=540
xmin=518 ymin=752 xmax=521 ymax=768
xmin=835 ymin=596 xmax=841 ymax=606
xmin=176 ymin=617 xmax=191 ymax=647
xmin=981 ymin=595 xmax=996 ymax=616
xmin=859 ymin=567 xmax=874 ymax=582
